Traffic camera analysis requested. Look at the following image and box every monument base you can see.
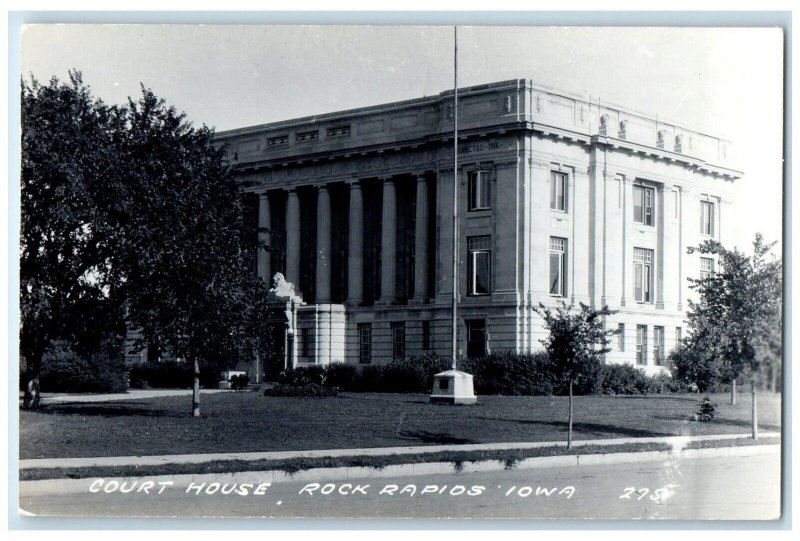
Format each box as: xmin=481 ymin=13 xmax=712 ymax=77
xmin=429 ymin=369 xmax=477 ymax=405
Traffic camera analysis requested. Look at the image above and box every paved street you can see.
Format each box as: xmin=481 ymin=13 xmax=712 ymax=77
xmin=19 ymin=451 xmax=780 ymax=520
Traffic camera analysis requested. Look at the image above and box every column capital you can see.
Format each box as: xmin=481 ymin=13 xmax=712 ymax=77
xmin=346 ymin=179 xmax=362 ymax=188
xmin=416 ymin=174 xmax=428 ymax=183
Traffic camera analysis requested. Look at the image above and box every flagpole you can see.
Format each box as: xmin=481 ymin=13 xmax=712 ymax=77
xmin=451 ymin=26 xmax=459 ymax=372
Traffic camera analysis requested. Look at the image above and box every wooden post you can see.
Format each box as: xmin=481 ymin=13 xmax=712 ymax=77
xmin=192 ymin=358 xmax=201 ymax=418
xmin=568 ymin=378 xmax=574 ymax=449
xmin=752 ymin=379 xmax=759 ymax=440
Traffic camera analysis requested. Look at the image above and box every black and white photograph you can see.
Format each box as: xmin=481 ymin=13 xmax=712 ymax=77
xmin=12 ymin=19 xmax=786 ymax=524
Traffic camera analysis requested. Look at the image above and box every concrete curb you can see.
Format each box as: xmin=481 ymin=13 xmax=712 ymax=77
xmin=19 ymin=443 xmax=780 ymax=497
xmin=19 ymin=431 xmax=781 ymax=470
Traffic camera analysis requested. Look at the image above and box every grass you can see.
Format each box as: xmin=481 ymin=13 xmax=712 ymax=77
xmin=19 ymin=391 xmax=782 ymax=460
xmin=19 ymin=437 xmax=780 ymax=481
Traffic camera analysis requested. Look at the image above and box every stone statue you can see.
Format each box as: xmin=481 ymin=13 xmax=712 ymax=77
xmin=269 ymin=272 xmax=295 ymax=296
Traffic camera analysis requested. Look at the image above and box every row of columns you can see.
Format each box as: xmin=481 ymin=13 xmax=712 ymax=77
xmin=257 ymin=175 xmax=431 ymax=304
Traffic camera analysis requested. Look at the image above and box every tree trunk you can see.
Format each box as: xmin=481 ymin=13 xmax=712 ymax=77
xmin=22 ymin=349 xmax=44 ymax=410
xmin=770 ymin=363 xmax=777 ymax=393
xmin=731 ymin=378 xmax=737 ymax=405
xmin=192 ymin=358 xmax=201 ymax=418
xmin=751 ymin=380 xmax=758 ymax=440
xmin=567 ymin=378 xmax=573 ymax=450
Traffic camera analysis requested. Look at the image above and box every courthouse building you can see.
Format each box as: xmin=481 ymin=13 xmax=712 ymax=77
xmin=215 ymin=78 xmax=739 ymax=378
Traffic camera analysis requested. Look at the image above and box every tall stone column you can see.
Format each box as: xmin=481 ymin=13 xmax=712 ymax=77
xmin=412 ymin=175 xmax=429 ymax=303
xmin=621 ymin=177 xmax=633 ymax=306
xmin=347 ymin=181 xmax=364 ymax=304
xmin=285 ymin=188 xmax=301 ymax=287
xmin=257 ymin=192 xmax=271 ymax=283
xmin=315 ymin=184 xmax=332 ymax=303
xmin=379 ymin=177 xmax=397 ymax=304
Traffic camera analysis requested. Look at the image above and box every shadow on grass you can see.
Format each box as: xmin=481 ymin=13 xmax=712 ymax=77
xmin=652 ymin=414 xmax=781 ymax=432
xmin=398 ymin=430 xmax=476 ymax=445
xmin=38 ymin=402 xmax=185 ymax=418
xmin=474 ymin=417 xmax=674 ymax=438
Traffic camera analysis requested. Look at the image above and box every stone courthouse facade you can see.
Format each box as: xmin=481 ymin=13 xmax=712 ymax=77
xmin=215 ymin=79 xmax=739 ymax=378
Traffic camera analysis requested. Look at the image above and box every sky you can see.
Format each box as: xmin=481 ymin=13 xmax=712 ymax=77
xmin=19 ymin=24 xmax=785 ymax=251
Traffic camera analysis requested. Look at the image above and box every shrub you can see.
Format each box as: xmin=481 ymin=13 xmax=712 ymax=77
xmin=38 ymin=340 xmax=128 ymax=394
xmin=325 ymin=363 xmax=359 ymax=390
xmin=127 ymin=360 xmax=220 ymax=389
xmin=599 ymin=363 xmax=651 ymax=395
xmin=229 ymin=373 xmax=250 ymax=391
xmin=462 ymin=352 xmax=555 ymax=396
xmin=278 ymin=365 xmax=327 ymax=387
xmin=694 ymin=396 xmax=718 ymax=421
xmin=264 ymin=383 xmax=338 ymax=398
xmin=379 ymin=354 xmax=451 ymax=393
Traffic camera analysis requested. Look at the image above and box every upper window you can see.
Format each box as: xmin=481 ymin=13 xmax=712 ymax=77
xmin=550 ymin=171 xmax=568 ymax=212
xmin=617 ymin=323 xmax=625 ymax=351
xmin=633 ymin=184 xmax=655 ymax=226
xmin=634 ymin=247 xmax=654 ymax=303
xmin=701 ymin=200 xmax=715 ymax=236
xmin=549 ymin=237 xmax=567 ymax=297
xmin=700 ymin=257 xmax=715 ymax=280
xmin=468 ymin=236 xmax=491 ymax=296
xmin=468 ymin=171 xmax=491 ymax=211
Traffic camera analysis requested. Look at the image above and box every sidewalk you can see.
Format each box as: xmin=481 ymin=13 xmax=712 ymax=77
xmin=24 ymin=388 xmax=232 ymax=405
xmin=19 ymin=431 xmax=780 ymax=470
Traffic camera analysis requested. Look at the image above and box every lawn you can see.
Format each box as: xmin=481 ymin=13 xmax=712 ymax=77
xmin=19 ymin=391 xmax=782 ymax=459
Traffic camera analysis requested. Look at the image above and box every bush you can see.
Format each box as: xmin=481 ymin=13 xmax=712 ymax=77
xmin=599 ymin=363 xmax=651 ymax=395
xmin=278 ymin=365 xmax=327 ymax=387
xmin=694 ymin=396 xmax=718 ymax=421
xmin=325 ymin=363 xmax=359 ymax=390
xmin=379 ymin=354 xmax=451 ymax=393
xmin=38 ymin=340 xmax=128 ymax=394
xmin=229 ymin=373 xmax=250 ymax=391
xmin=127 ymin=360 xmax=220 ymax=389
xmin=462 ymin=352 xmax=555 ymax=396
xmin=264 ymin=383 xmax=338 ymax=397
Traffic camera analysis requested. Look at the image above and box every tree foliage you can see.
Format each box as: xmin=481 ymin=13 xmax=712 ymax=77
xmin=534 ymin=302 xmax=617 ymax=447
xmin=683 ymin=234 xmax=782 ymax=388
xmin=20 ymin=72 xmax=129 ymax=408
xmin=21 ymin=72 xmax=275 ymax=413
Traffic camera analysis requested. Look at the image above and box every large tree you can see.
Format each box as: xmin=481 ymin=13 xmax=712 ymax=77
xmin=534 ymin=303 xmax=617 ymax=448
xmin=21 ymin=73 xmax=274 ymax=414
xmin=686 ymin=234 xmax=782 ymax=438
xmin=20 ymin=72 xmax=129 ymax=409
xmin=117 ymin=88 xmax=273 ymax=417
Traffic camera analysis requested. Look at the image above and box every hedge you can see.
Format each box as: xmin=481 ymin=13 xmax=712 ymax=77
xmin=273 ymin=353 xmax=685 ymax=396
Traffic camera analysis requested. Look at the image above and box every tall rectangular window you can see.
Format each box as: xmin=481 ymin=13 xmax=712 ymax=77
xmin=468 ymin=236 xmax=491 ymax=296
xmin=633 ymin=184 xmax=655 ymax=226
xmin=676 ymin=326 xmax=683 ymax=345
xmin=550 ymin=171 xmax=568 ymax=211
xmin=421 ymin=320 xmax=431 ymax=350
xmin=617 ymin=323 xmax=625 ymax=351
xmin=701 ymin=200 xmax=715 ymax=236
xmin=700 ymin=257 xmax=715 ymax=280
xmin=468 ymin=171 xmax=491 ymax=211
xmin=549 ymin=237 xmax=567 ymax=297
xmin=300 ymin=328 xmax=310 ymax=358
xmin=358 ymin=323 xmax=372 ymax=364
xmin=466 ymin=319 xmax=487 ymax=358
xmin=636 ymin=325 xmax=647 ymax=365
xmin=654 ymin=326 xmax=665 ymax=366
xmin=391 ymin=322 xmax=406 ymax=360
xmin=634 ymin=248 xmax=654 ymax=303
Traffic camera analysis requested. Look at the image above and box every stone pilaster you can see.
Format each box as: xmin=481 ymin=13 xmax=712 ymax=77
xmin=347 ymin=181 xmax=364 ymax=305
xmin=411 ymin=175 xmax=429 ymax=303
xmin=285 ymin=188 xmax=301 ymax=287
xmin=257 ymin=192 xmax=271 ymax=283
xmin=315 ymin=184 xmax=331 ymax=303
xmin=378 ymin=178 xmax=397 ymax=304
